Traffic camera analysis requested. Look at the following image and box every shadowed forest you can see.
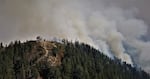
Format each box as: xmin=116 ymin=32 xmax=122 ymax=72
xmin=0 ymin=39 xmax=149 ymax=79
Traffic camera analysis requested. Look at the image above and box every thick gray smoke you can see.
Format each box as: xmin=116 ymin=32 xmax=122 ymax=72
xmin=0 ymin=0 xmax=150 ymax=73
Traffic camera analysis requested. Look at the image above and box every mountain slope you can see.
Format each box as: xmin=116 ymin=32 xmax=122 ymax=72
xmin=0 ymin=39 xmax=149 ymax=79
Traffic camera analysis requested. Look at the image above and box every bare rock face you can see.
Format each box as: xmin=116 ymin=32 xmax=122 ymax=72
xmin=27 ymin=40 xmax=64 ymax=67
xmin=38 ymin=41 xmax=64 ymax=66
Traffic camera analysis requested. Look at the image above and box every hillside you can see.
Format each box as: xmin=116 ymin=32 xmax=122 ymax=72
xmin=0 ymin=39 xmax=149 ymax=79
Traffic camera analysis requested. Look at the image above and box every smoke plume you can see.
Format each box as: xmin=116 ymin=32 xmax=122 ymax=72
xmin=0 ymin=0 xmax=150 ymax=73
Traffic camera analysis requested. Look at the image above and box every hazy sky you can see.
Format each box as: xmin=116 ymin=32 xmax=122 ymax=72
xmin=0 ymin=0 xmax=150 ymax=73
xmin=0 ymin=0 xmax=150 ymax=42
xmin=114 ymin=0 xmax=150 ymax=36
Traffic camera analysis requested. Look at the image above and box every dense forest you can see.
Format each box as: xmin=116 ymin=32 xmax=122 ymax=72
xmin=0 ymin=39 xmax=149 ymax=79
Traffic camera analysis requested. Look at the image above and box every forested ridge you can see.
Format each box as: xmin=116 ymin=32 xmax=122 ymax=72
xmin=0 ymin=39 xmax=149 ymax=79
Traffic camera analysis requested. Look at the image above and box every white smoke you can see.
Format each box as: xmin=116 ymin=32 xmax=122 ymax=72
xmin=0 ymin=0 xmax=150 ymax=72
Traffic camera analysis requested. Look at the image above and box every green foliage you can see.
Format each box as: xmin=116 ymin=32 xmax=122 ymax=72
xmin=0 ymin=40 xmax=149 ymax=79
